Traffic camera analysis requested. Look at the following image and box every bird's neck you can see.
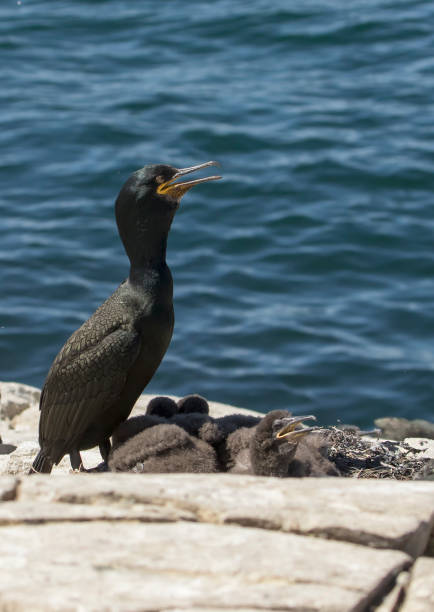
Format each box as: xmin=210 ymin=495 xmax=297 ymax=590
xmin=126 ymin=230 xmax=169 ymax=286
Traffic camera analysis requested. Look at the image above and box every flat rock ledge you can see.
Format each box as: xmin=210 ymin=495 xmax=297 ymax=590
xmin=0 ymin=474 xmax=433 ymax=612
xmin=0 ymin=382 xmax=433 ymax=611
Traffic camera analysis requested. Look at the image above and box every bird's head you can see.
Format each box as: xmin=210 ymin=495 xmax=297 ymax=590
xmin=118 ymin=160 xmax=221 ymax=214
xmin=273 ymin=414 xmax=319 ymax=443
xmin=251 ymin=411 xmax=319 ymax=477
xmin=115 ymin=161 xmax=221 ymax=268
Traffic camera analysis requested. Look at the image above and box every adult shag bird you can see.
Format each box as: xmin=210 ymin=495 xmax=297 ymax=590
xmin=31 ymin=161 xmax=221 ymax=473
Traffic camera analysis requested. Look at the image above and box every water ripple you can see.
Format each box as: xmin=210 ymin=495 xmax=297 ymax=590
xmin=1 ymin=1 xmax=434 ymax=424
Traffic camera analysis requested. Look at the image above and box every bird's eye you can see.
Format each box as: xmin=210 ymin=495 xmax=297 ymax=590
xmin=155 ymin=175 xmax=165 ymax=185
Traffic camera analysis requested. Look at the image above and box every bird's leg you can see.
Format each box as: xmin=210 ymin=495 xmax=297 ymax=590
xmin=99 ymin=439 xmax=111 ymax=463
xmin=69 ymin=450 xmax=85 ymax=472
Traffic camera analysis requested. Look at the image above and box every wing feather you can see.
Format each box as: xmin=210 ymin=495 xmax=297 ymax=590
xmin=39 ymin=322 xmax=140 ymax=463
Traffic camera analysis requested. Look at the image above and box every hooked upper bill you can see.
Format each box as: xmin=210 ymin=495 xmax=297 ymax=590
xmin=274 ymin=415 xmax=319 ymax=441
xmin=157 ymin=161 xmax=222 ymax=199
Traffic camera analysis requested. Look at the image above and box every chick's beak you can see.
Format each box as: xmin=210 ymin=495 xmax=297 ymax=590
xmin=275 ymin=415 xmax=318 ymax=441
xmin=157 ymin=161 xmax=222 ymax=199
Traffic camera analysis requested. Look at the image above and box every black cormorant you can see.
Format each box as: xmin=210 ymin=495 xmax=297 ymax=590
xmin=31 ymin=162 xmax=221 ymax=473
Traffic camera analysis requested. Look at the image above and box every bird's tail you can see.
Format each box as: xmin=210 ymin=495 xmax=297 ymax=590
xmin=29 ymin=450 xmax=53 ymax=474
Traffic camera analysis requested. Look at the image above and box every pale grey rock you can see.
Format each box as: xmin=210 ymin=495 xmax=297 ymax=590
xmin=0 ymin=520 xmax=410 ymax=612
xmin=0 ymin=382 xmax=40 ymax=460
xmin=0 ymin=424 xmax=34 ymax=450
xmin=374 ymin=571 xmax=409 ymax=612
xmin=0 ymin=476 xmax=18 ymax=501
xmin=18 ymin=473 xmax=434 ymax=557
xmin=4 ymin=441 xmax=101 ymax=476
xmin=6 ymin=441 xmax=40 ymax=475
xmin=0 ymin=381 xmax=40 ymax=420
xmin=401 ymin=557 xmax=434 ymax=612
xmin=375 ymin=417 xmax=434 ymax=441
xmin=404 ymin=438 xmax=434 ymax=460
xmin=1 ymin=470 xmax=433 ymax=610
xmin=0 ymin=455 xmax=9 ymax=475
xmin=165 ymin=609 xmax=273 ymax=612
xmin=0 ymin=501 xmax=196 ymax=525
xmin=10 ymin=402 xmax=39 ymax=431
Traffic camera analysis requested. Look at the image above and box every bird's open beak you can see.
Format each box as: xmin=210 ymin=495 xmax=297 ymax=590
xmin=275 ymin=415 xmax=318 ymax=441
xmin=157 ymin=161 xmax=222 ymax=199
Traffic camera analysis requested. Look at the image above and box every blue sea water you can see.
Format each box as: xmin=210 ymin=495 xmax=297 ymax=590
xmin=1 ymin=0 xmax=434 ymax=426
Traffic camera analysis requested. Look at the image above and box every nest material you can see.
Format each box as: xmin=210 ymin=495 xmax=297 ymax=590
xmin=326 ymin=428 xmax=433 ymax=480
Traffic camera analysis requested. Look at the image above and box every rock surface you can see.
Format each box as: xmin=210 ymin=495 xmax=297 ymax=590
xmin=404 ymin=438 xmax=434 ymax=460
xmin=17 ymin=473 xmax=434 ymax=557
xmin=375 ymin=417 xmax=434 ymax=441
xmin=1 ymin=381 xmax=433 ymax=610
xmin=400 ymin=557 xmax=434 ymax=612
xmin=0 ymin=473 xmax=434 ymax=612
xmin=0 ymin=518 xmax=410 ymax=612
xmin=376 ymin=571 xmax=410 ymax=612
xmin=0 ymin=472 xmax=433 ymax=611
xmin=0 ymin=381 xmax=40 ymax=420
